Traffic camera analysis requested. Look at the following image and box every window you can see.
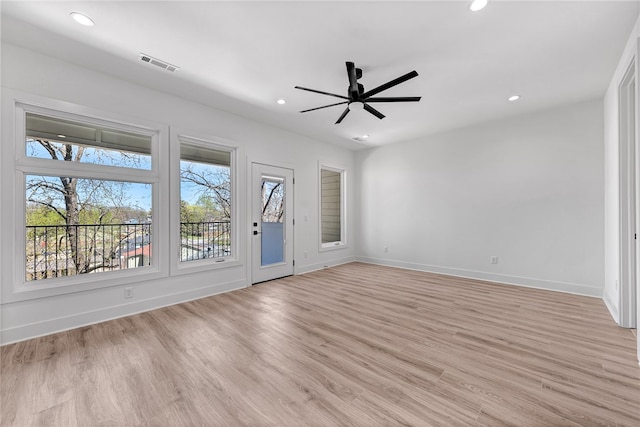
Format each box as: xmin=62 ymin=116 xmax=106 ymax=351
xmin=178 ymin=136 xmax=235 ymax=265
xmin=25 ymin=176 xmax=152 ymax=281
xmin=18 ymin=106 xmax=160 ymax=287
xmin=260 ymin=175 xmax=285 ymax=265
xmin=25 ymin=113 xmax=152 ymax=168
xmin=320 ymin=165 xmax=346 ymax=249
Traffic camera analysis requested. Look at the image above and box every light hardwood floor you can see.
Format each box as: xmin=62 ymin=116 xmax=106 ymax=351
xmin=2 ymin=262 xmax=639 ymax=426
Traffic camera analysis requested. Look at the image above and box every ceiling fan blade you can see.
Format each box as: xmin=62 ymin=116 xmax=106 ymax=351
xmin=360 ymin=70 xmax=419 ymax=99
xmin=300 ymin=101 xmax=348 ymax=113
xmin=363 ymin=103 xmax=385 ymax=120
xmin=335 ymin=107 xmax=350 ymax=124
xmin=346 ymin=61 xmax=358 ymax=99
xmin=294 ymin=86 xmax=349 ymax=100
xmin=365 ymin=96 xmax=421 ymax=103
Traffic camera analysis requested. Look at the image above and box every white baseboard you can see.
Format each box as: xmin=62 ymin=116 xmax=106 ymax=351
xmin=295 ymin=256 xmax=357 ymax=275
xmin=357 ymin=257 xmax=603 ymax=298
xmin=2 ymin=258 xmax=605 ymax=345
xmin=603 ymin=290 xmax=620 ymax=325
xmin=0 ymin=279 xmax=246 ymax=346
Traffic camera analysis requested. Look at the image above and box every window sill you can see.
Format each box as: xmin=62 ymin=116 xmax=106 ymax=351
xmin=319 ymin=242 xmax=348 ymax=252
xmin=171 ymin=257 xmax=242 ymax=276
xmin=6 ymin=267 xmax=167 ymax=303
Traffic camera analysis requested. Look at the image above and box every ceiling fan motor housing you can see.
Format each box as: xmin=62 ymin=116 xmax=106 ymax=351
xmin=295 ymin=61 xmax=421 ymax=124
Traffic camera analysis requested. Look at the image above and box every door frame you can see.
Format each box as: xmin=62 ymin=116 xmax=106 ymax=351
xmin=249 ymin=161 xmax=295 ymax=284
xmin=636 ymin=40 xmax=640 ymax=365
xmin=620 ymin=58 xmax=637 ymax=329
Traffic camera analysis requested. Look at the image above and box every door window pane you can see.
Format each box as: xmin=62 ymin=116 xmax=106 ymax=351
xmin=261 ymin=177 xmax=284 ymax=265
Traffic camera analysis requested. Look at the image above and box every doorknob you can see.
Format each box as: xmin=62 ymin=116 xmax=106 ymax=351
xmin=253 ymin=230 xmax=261 ymax=235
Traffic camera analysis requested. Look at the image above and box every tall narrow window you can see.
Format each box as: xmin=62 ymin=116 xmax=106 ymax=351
xmin=179 ymin=142 xmax=233 ymax=262
xmin=23 ymin=112 xmax=156 ymax=282
xmin=320 ymin=165 xmax=346 ymax=249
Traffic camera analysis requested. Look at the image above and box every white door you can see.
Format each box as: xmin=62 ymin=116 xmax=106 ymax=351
xmin=251 ymin=163 xmax=294 ymax=284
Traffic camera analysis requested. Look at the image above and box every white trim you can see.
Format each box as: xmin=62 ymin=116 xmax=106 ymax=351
xmin=295 ymin=256 xmax=357 ymax=275
xmin=169 ymin=128 xmax=244 ymax=276
xmin=3 ymin=90 xmax=170 ymax=303
xmin=318 ymin=162 xmax=347 ymax=251
xmin=0 ymin=278 xmax=246 ymax=346
xmin=357 ymin=257 xmax=604 ymax=298
xmin=604 ymin=290 xmax=620 ymax=322
xmin=17 ymin=103 xmax=159 ymax=171
xmin=636 ymin=36 xmax=640 ymax=364
xmin=620 ymin=57 xmax=638 ymax=328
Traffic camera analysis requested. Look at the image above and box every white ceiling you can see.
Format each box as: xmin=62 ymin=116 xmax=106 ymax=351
xmin=2 ymin=1 xmax=639 ymax=150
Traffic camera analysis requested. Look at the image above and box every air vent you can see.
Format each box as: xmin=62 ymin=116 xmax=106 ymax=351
xmin=139 ymin=53 xmax=179 ymax=73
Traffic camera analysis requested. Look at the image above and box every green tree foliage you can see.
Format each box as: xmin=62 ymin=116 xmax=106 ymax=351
xmin=180 ymin=162 xmax=231 ymax=219
xmin=26 ymin=204 xmax=65 ymax=227
xmin=26 ymin=138 xmax=148 ymax=276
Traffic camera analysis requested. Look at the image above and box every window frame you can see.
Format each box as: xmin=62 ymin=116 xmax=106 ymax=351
xmin=4 ymin=95 xmax=169 ymax=302
xmin=170 ymin=130 xmax=242 ymax=276
xmin=318 ymin=163 xmax=347 ymax=251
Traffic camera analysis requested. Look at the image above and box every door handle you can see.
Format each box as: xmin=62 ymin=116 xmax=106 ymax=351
xmin=253 ymin=230 xmax=262 ymax=235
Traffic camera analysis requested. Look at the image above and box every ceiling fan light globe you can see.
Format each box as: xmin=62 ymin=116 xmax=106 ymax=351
xmin=349 ymin=101 xmax=365 ymax=111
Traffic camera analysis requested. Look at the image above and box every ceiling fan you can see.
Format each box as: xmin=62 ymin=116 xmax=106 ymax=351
xmin=295 ymin=61 xmax=421 ymax=124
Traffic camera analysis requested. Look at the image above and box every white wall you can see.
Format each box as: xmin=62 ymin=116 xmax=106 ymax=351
xmin=356 ymin=99 xmax=604 ymax=297
xmin=0 ymin=44 xmax=356 ymax=344
xmin=603 ymin=16 xmax=640 ymax=325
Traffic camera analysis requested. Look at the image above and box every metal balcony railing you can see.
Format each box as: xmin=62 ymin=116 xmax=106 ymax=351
xmin=180 ymin=221 xmax=231 ymax=261
xmin=25 ymin=221 xmax=231 ymax=281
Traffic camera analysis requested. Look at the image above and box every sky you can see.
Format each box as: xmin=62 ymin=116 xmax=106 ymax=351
xmin=25 ymin=140 xmax=229 ymax=216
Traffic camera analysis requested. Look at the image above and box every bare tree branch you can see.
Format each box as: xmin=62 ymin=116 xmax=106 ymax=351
xmin=181 ymin=165 xmax=231 ymax=219
xmin=37 ymin=140 xmax=59 ymax=160
xmin=262 ymin=182 xmax=281 ymax=216
xmin=27 ymin=198 xmax=67 ymax=221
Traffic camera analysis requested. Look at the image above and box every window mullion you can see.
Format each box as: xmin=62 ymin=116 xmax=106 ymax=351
xmin=17 ymin=160 xmax=158 ymax=184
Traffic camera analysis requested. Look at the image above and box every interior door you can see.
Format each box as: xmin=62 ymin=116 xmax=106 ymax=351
xmin=251 ymin=163 xmax=294 ymax=284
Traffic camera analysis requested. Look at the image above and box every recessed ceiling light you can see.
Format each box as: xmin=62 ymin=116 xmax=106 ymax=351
xmin=276 ymin=99 xmax=286 ymax=105
xmin=470 ymin=0 xmax=488 ymax=12
xmin=508 ymin=95 xmax=521 ymax=102
xmin=70 ymin=12 xmax=94 ymax=27
xmin=57 ymin=134 xmax=66 ymax=138
xmin=352 ymin=134 xmax=371 ymax=142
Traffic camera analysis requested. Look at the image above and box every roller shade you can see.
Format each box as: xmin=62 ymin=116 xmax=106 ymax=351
xmin=26 ymin=113 xmax=152 ymax=155
xmin=180 ymin=144 xmax=231 ymax=167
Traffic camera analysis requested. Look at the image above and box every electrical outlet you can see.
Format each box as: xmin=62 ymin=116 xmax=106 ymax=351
xmin=304 ymin=251 xmax=308 ymax=258
xmin=384 ymin=246 xmax=389 ymax=253
xmin=490 ymin=256 xmax=498 ymax=264
xmin=124 ymin=287 xmax=133 ymax=299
